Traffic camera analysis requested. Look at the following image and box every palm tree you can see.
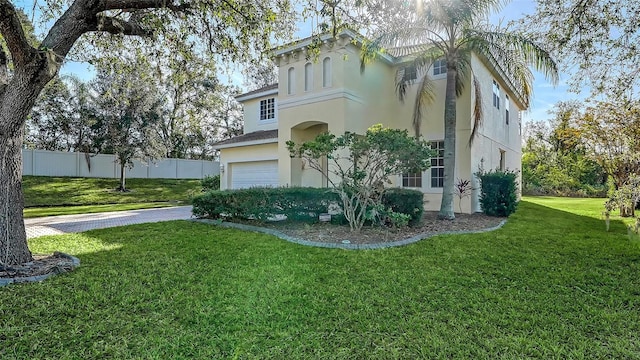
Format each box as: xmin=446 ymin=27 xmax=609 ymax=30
xmin=361 ymin=0 xmax=558 ymax=220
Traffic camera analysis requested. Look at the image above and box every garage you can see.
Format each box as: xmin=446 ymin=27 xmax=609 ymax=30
xmin=230 ymin=160 xmax=279 ymax=189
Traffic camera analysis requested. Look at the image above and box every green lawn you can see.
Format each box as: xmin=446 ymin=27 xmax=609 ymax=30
xmin=2 ymin=198 xmax=640 ymax=358
xmin=22 ymin=176 xmax=201 ymax=216
xmin=524 ymin=195 xmax=638 ymax=227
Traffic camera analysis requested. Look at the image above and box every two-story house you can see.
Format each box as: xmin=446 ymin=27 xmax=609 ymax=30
xmin=213 ymin=29 xmax=523 ymax=213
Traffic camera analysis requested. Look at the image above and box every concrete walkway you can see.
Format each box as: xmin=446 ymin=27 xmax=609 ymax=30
xmin=25 ymin=206 xmax=193 ymax=239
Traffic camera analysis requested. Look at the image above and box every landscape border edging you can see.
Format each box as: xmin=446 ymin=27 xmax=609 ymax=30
xmin=193 ymin=218 xmax=508 ymax=250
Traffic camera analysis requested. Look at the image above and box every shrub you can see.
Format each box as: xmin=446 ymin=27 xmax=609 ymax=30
xmin=192 ymin=187 xmax=339 ymax=222
xmin=287 ymin=124 xmax=434 ymax=232
xmin=381 ymin=188 xmax=424 ymax=226
xmin=201 ymin=175 xmax=220 ymax=192
xmin=385 ymin=210 xmax=412 ymax=228
xmin=476 ymin=169 xmax=519 ymax=217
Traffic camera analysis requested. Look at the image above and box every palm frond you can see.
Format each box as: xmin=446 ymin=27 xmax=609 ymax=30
xmin=422 ymin=0 xmax=506 ymax=29
xmin=454 ymin=51 xmax=472 ymax=97
xmin=411 ymin=72 xmax=435 ymax=138
xmin=408 ymin=47 xmax=445 ymax=70
xmin=395 ymin=66 xmax=409 ymax=102
xmin=469 ymin=75 xmax=483 ymax=147
xmin=395 ymin=48 xmax=443 ymax=102
xmin=464 ymin=26 xmax=558 ymax=105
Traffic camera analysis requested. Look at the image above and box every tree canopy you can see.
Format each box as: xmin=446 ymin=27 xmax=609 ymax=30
xmin=0 ymin=0 xmax=302 ymax=266
xmin=523 ymin=0 xmax=640 ymax=94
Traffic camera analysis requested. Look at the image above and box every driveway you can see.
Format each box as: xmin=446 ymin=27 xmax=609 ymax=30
xmin=25 ymin=206 xmax=194 ymax=239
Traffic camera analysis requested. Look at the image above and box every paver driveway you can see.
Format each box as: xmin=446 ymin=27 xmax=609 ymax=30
xmin=25 ymin=206 xmax=193 ymax=239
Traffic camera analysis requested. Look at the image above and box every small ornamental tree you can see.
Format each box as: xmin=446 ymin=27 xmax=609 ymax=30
xmin=287 ymin=124 xmax=434 ymax=232
xmin=605 ymin=175 xmax=640 ymax=219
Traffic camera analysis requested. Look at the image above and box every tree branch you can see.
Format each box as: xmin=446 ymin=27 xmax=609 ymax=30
xmin=101 ymin=0 xmax=192 ymax=13
xmin=42 ymin=0 xmax=160 ymax=59
xmin=92 ymin=15 xmax=153 ymax=36
xmin=0 ymin=0 xmax=37 ymax=66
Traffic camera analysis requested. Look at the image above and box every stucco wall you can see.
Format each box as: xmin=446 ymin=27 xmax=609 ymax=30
xmin=469 ymin=53 xmax=524 ymax=211
xmin=242 ymin=95 xmax=279 ymax=134
xmin=228 ymin=36 xmax=523 ymax=213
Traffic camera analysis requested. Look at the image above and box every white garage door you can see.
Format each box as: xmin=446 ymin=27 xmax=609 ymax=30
xmin=231 ymin=160 xmax=279 ymax=189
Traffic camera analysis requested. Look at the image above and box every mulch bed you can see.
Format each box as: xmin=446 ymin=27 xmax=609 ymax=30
xmin=0 ymin=252 xmax=78 ymax=284
xmin=239 ymin=211 xmax=506 ymax=245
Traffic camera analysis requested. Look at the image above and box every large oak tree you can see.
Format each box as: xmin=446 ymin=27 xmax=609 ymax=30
xmin=0 ymin=0 xmax=295 ymax=266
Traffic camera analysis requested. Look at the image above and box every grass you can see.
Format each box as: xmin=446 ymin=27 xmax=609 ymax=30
xmin=524 ymin=195 xmax=638 ymax=228
xmin=22 ymin=176 xmax=201 ymax=217
xmin=2 ymin=198 xmax=640 ymax=358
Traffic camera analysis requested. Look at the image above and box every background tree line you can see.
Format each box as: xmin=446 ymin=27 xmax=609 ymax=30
xmin=25 ymin=60 xmax=243 ymax=162
xmin=522 ymin=97 xmax=640 ymax=215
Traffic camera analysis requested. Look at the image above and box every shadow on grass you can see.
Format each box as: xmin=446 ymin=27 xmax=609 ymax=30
xmin=2 ymin=200 xmax=639 ymax=358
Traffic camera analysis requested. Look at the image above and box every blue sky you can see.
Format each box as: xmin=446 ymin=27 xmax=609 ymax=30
xmin=52 ymin=0 xmax=584 ymax=124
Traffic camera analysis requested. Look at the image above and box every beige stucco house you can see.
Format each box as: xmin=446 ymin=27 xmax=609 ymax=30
xmin=214 ymin=29 xmax=523 ymax=213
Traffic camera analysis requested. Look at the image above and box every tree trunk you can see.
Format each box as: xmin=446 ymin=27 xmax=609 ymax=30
xmin=118 ymin=162 xmax=127 ymax=191
xmin=438 ymin=60 xmax=457 ymax=220
xmin=0 ymin=131 xmax=31 ymax=266
xmin=620 ymin=205 xmax=634 ymax=218
xmin=0 ymin=57 xmax=58 ymax=266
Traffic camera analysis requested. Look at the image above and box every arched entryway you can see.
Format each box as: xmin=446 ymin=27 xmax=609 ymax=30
xmin=290 ymin=121 xmax=328 ymax=188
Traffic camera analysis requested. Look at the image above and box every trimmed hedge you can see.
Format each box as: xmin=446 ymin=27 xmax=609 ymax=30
xmin=381 ymin=188 xmax=424 ymax=225
xmin=192 ymin=186 xmax=425 ymax=226
xmin=192 ymin=187 xmax=339 ymax=222
xmin=477 ymin=170 xmax=519 ymax=217
xmin=201 ymin=175 xmax=220 ymax=192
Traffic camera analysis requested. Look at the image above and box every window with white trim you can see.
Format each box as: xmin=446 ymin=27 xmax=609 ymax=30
xmin=433 ymin=58 xmax=447 ymax=76
xmin=519 ymin=112 xmax=522 ymax=135
xmin=402 ymin=172 xmax=422 ymax=188
xmin=505 ymin=94 xmax=510 ymax=125
xmin=430 ymin=140 xmax=445 ymax=188
xmin=322 ymin=57 xmax=332 ymax=87
xmin=404 ymin=64 xmax=417 ymax=81
xmin=287 ymin=67 xmax=295 ymax=95
xmin=259 ymin=98 xmax=275 ymax=121
xmin=492 ymin=80 xmax=500 ymax=109
xmin=304 ymin=63 xmax=313 ymax=92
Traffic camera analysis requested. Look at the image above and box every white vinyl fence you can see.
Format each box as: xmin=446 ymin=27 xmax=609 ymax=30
xmin=22 ymin=149 xmax=219 ymax=179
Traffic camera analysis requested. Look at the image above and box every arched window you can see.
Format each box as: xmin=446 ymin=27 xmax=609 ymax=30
xmin=322 ymin=57 xmax=332 ymax=87
xmin=304 ymin=63 xmax=313 ymax=91
xmin=287 ymin=67 xmax=295 ymax=95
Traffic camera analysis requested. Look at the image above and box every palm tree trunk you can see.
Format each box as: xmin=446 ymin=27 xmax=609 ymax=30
xmin=438 ymin=63 xmax=457 ymax=220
